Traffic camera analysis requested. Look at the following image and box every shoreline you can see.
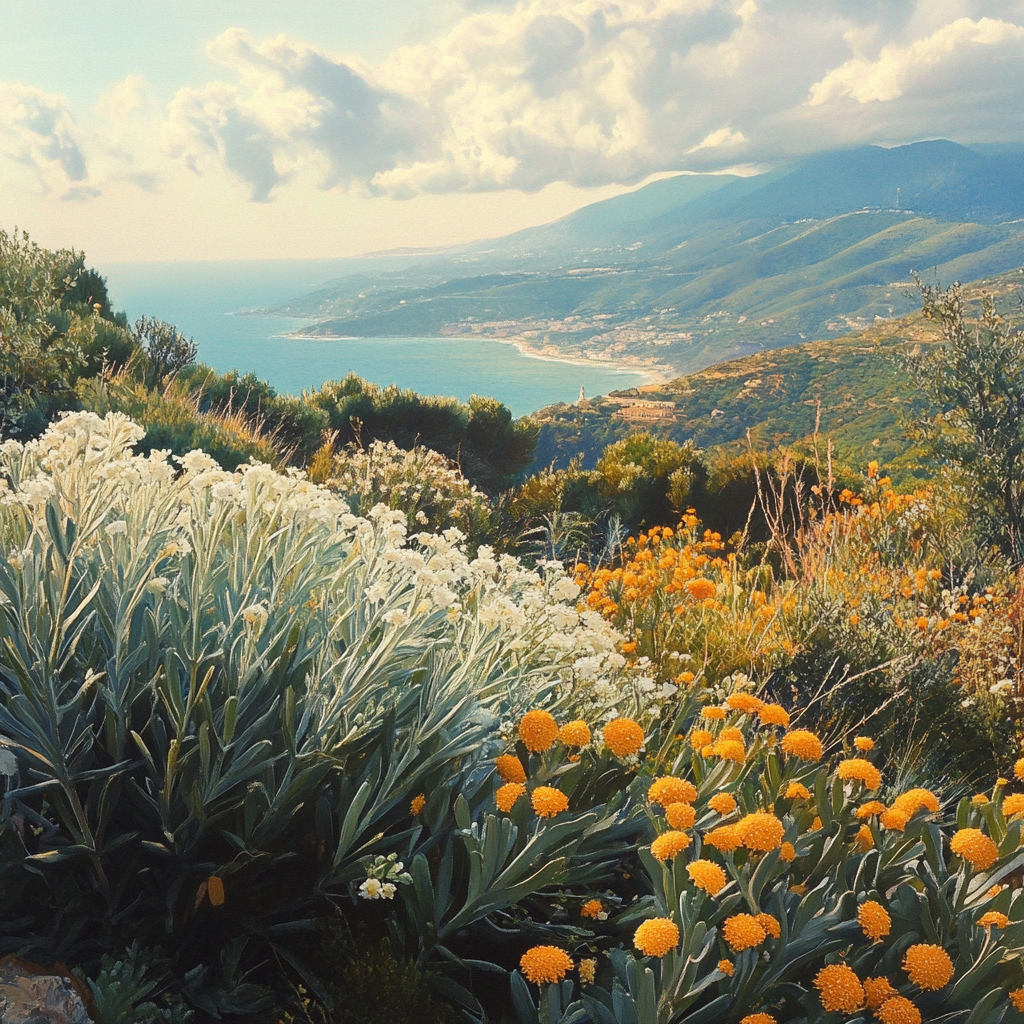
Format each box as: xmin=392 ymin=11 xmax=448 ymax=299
xmin=280 ymin=329 xmax=675 ymax=388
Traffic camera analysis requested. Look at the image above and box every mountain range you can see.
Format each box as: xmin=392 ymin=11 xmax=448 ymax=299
xmin=272 ymin=140 xmax=1024 ymax=377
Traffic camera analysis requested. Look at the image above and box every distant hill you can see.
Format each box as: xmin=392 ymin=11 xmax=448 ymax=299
xmin=272 ymin=141 xmax=1024 ymax=378
xmin=529 ymin=270 xmax=1024 ymax=475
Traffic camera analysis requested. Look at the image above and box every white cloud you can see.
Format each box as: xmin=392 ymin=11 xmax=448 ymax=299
xmin=687 ymin=127 xmax=746 ymax=153
xmin=0 ymin=83 xmax=92 ymax=198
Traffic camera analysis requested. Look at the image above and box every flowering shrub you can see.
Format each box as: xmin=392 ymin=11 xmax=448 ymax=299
xmin=0 ymin=411 xmax=635 ymax=1014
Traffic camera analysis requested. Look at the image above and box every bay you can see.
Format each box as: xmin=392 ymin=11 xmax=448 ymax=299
xmin=99 ymin=259 xmax=647 ymax=418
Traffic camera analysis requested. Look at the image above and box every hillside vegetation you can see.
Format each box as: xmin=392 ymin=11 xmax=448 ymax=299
xmin=271 ymin=141 xmax=1024 ymax=377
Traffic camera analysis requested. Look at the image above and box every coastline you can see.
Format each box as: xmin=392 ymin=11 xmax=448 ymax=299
xmin=280 ymin=329 xmax=675 ymax=388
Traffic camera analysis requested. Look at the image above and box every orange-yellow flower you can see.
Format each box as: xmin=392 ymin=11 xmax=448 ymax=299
xmin=857 ymin=801 xmax=887 ymax=819
xmin=666 ymin=802 xmax=697 ymax=829
xmin=814 ymin=964 xmax=864 ymax=1013
xmin=520 ymin=946 xmax=573 ymax=985
xmin=1016 ymin=757 xmax=1024 ymax=780
xmin=892 ymin=789 xmax=939 ymax=817
xmin=677 ymin=670 xmax=696 ymax=685
xmin=1003 ymin=793 xmax=1024 ymax=815
xmin=718 ymin=959 xmax=734 ymax=976
xmin=809 ymin=816 xmax=823 ymax=832
xmin=701 ymin=706 xmax=727 ymax=721
xmin=687 ymin=859 xmax=727 ymax=895
xmin=780 ymin=841 xmax=796 ymax=862
xmin=902 ymin=944 xmax=954 ymax=990
xmin=858 ymin=901 xmax=891 ymax=942
xmin=691 ymin=729 xmax=713 ymax=749
xmin=686 ymin=578 xmax=717 ymax=600
xmin=497 ymin=783 xmax=527 ymax=812
xmin=649 ymin=777 xmax=697 ymax=807
xmin=705 ymin=825 xmax=742 ymax=852
xmin=410 ymin=793 xmax=427 ymax=816
xmin=781 ymin=730 xmax=823 ymax=762
xmin=864 ymin=977 xmax=898 ymax=1009
xmin=880 ymin=808 xmax=909 ymax=832
xmin=580 ymin=899 xmax=604 ymax=919
xmin=519 ymin=710 xmax=559 ymax=753
xmin=603 ymin=718 xmax=645 ymax=757
xmin=531 ymin=786 xmax=569 ymax=818
xmin=856 ymin=824 xmax=874 ymax=851
xmin=972 ymin=794 xmax=989 ymax=805
xmin=727 ymin=693 xmax=764 ymax=714
xmin=837 ymin=758 xmax=882 ymax=791
xmin=756 ymin=913 xmax=781 ymax=939
xmin=634 ymin=917 xmax=679 ymax=957
xmin=976 ymin=911 xmax=1009 ymax=929
xmin=723 ymin=914 xmax=766 ymax=951
xmin=709 ymin=793 xmax=737 ymax=815
xmin=579 ymin=958 xmax=596 ymax=985
xmin=1011 ymin=989 xmax=1024 ymax=1012
xmin=785 ymin=782 xmax=811 ymax=800
xmin=736 ymin=812 xmax=785 ymax=852
xmin=651 ymin=830 xmax=692 ymax=861
xmin=758 ymin=704 xmax=790 ymax=727
xmin=854 ymin=736 xmax=875 ymax=752
xmin=495 ymin=754 xmax=527 ymax=783
xmin=709 ymin=739 xmax=745 ymax=763
xmin=740 ymin=1015 xmax=776 ymax=1024
xmin=949 ymin=828 xmax=998 ymax=870
xmin=559 ymin=720 xmax=591 ymax=747
xmin=877 ymin=996 xmax=922 ymax=1024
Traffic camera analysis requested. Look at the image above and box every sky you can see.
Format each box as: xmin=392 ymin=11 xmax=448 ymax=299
xmin=1 ymin=0 xmax=1022 ymax=262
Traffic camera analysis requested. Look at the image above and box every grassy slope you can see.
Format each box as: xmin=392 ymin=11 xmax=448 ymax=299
xmin=530 ymin=270 xmax=1024 ymax=474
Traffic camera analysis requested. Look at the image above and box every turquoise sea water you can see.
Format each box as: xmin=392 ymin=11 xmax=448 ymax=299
xmin=99 ymin=259 xmax=646 ymax=418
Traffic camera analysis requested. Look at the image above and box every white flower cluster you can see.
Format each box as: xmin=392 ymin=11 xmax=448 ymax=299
xmin=0 ymin=412 xmax=638 ymax=726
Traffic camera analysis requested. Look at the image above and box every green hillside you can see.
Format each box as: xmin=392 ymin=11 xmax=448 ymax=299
xmin=530 ymin=270 xmax=1024 ymax=474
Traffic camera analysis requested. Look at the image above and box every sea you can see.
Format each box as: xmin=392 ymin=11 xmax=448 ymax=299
xmin=99 ymin=258 xmax=647 ymax=418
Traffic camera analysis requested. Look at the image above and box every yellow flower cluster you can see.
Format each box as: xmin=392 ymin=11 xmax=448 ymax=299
xmin=520 ymin=946 xmax=573 ymax=985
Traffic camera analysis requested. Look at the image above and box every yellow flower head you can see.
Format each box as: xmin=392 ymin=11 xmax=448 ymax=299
xmin=902 ymin=944 xmax=954 ymax=990
xmin=1016 ymin=757 xmax=1024 ymax=780
xmin=756 ymin=913 xmax=781 ymax=939
xmin=519 ymin=710 xmax=559 ymax=753
xmin=520 ymin=946 xmax=573 ymax=985
xmin=809 ymin=816 xmax=823 ymax=832
xmin=880 ymin=808 xmax=909 ymax=832
xmin=1011 ymin=989 xmax=1024 ymax=1012
xmin=864 ymin=977 xmax=898 ymax=1009
xmin=736 ymin=812 xmax=785 ymax=852
xmin=857 ymin=801 xmax=887 ymax=819
xmin=690 ymin=729 xmax=713 ymax=749
xmin=718 ymin=959 xmax=734 ymax=976
xmin=651 ymin=830 xmax=693 ymax=861
xmin=1003 ymin=793 xmax=1024 ymax=815
xmin=531 ymin=786 xmax=569 ymax=818
xmin=497 ymin=783 xmax=527 ymax=812
xmin=649 ymin=776 xmax=697 ymax=807
xmin=720 ymin=727 xmax=744 ymax=743
xmin=727 ymin=693 xmax=764 ymax=714
xmin=579 ymin=958 xmax=597 ymax=985
xmin=559 ymin=720 xmax=591 ymax=748
xmin=785 ymin=782 xmax=811 ymax=801
xmin=758 ymin=704 xmax=790 ymax=727
xmin=708 ymin=792 xmax=738 ymax=815
xmin=858 ymin=901 xmax=891 ymax=942
xmin=949 ymin=828 xmax=998 ymax=870
xmin=972 ymin=794 xmax=989 ymax=805
xmin=686 ymin=578 xmax=717 ymax=600
xmin=410 ymin=793 xmax=427 ymax=816
xmin=740 ymin=1015 xmax=776 ymax=1024
xmin=705 ymin=825 xmax=742 ymax=852
xmin=837 ymin=758 xmax=882 ymax=791
xmin=856 ymin=824 xmax=875 ymax=851
xmin=603 ymin=718 xmax=645 ymax=758
xmin=634 ymin=917 xmax=679 ymax=957
xmin=666 ymin=802 xmax=697 ymax=829
xmin=892 ymin=789 xmax=939 ymax=818
xmin=580 ymin=899 xmax=604 ymax=919
xmin=687 ymin=859 xmax=727 ymax=895
xmin=723 ymin=913 xmax=767 ymax=951
xmin=877 ymin=996 xmax=922 ymax=1024
xmin=781 ymin=730 xmax=823 ymax=762
xmin=780 ymin=841 xmax=796 ymax=862
xmin=854 ymin=736 xmax=875 ymax=752
xmin=814 ymin=964 xmax=864 ymax=1014
xmin=986 ymin=884 xmax=1004 ymax=897
xmin=495 ymin=754 xmax=527 ymax=783
xmin=701 ymin=706 xmax=727 ymax=721
xmin=712 ymin=739 xmax=747 ymax=763
xmin=976 ymin=911 xmax=1009 ymax=929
